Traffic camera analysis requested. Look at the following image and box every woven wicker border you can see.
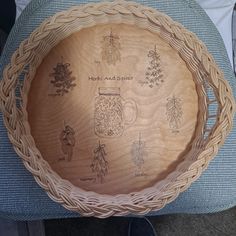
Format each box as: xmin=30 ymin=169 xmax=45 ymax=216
xmin=0 ymin=1 xmax=235 ymax=218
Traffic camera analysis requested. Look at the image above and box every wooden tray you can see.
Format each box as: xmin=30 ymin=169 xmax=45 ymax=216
xmin=0 ymin=1 xmax=235 ymax=217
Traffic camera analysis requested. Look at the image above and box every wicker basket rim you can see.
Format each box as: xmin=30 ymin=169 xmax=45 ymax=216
xmin=0 ymin=0 xmax=235 ymax=218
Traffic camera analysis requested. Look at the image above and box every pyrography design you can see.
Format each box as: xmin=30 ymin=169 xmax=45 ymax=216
xmin=59 ymin=121 xmax=76 ymax=162
xmin=94 ymin=87 xmax=137 ymax=138
xmin=49 ymin=58 xmax=76 ymax=96
xmin=140 ymin=45 xmax=164 ymax=88
xmin=101 ymin=29 xmax=121 ymax=65
xmin=94 ymin=87 xmax=123 ymax=138
xmin=166 ymin=96 xmax=183 ymax=133
xmin=131 ymin=133 xmax=148 ymax=176
xmin=91 ymin=140 xmax=108 ymax=183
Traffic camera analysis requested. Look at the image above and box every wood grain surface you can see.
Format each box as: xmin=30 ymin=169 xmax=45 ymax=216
xmin=27 ymin=24 xmax=198 ymax=195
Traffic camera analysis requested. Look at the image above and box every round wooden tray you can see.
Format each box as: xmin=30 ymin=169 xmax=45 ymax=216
xmin=0 ymin=1 xmax=235 ymax=217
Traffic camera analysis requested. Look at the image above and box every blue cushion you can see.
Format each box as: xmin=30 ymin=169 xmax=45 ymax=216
xmin=0 ymin=0 xmax=235 ymax=220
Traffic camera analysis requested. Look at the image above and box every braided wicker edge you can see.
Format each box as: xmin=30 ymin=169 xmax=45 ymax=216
xmin=0 ymin=0 xmax=235 ymax=218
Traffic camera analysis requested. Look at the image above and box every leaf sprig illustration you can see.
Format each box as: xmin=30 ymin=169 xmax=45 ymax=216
xmin=49 ymin=59 xmax=76 ymax=96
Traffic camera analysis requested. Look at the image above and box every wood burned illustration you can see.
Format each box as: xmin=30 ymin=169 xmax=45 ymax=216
xmin=139 ymin=45 xmax=164 ymax=88
xmin=131 ymin=133 xmax=147 ymax=176
xmin=101 ymin=29 xmax=121 ymax=65
xmin=49 ymin=58 xmax=76 ymax=96
xmin=59 ymin=121 xmax=75 ymax=162
xmin=91 ymin=140 xmax=108 ymax=183
xmin=94 ymin=87 xmax=137 ymax=138
xmin=166 ymin=96 xmax=183 ymax=133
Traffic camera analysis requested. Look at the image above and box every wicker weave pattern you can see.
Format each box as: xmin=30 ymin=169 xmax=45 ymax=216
xmin=0 ymin=0 xmax=235 ymax=218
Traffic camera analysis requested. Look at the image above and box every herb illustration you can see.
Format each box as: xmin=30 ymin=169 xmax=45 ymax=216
xmin=166 ymin=96 xmax=183 ymax=133
xmin=140 ymin=45 xmax=164 ymax=88
xmin=49 ymin=58 xmax=76 ymax=96
xmin=91 ymin=140 xmax=109 ymax=183
xmin=131 ymin=133 xmax=147 ymax=176
xmin=59 ymin=121 xmax=76 ymax=162
xmin=101 ymin=29 xmax=121 ymax=65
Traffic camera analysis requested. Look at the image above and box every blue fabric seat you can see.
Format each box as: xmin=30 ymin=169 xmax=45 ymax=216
xmin=0 ymin=0 xmax=235 ymax=220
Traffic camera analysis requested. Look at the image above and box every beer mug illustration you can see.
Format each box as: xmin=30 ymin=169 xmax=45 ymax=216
xmin=94 ymin=87 xmax=137 ymax=137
